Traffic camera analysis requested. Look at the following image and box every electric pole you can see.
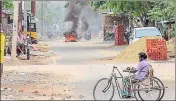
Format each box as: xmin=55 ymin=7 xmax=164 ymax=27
xmin=41 ymin=1 xmax=44 ymax=36
xmin=24 ymin=1 xmax=27 ymax=34
xmin=11 ymin=1 xmax=19 ymax=61
xmin=19 ymin=1 xmax=22 ymax=33
xmin=0 ymin=0 xmax=2 ymax=31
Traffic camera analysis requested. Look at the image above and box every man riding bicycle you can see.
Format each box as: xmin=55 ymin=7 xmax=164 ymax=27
xmin=93 ymin=52 xmax=164 ymax=100
xmin=123 ymin=52 xmax=152 ymax=98
xmin=133 ymin=52 xmax=150 ymax=80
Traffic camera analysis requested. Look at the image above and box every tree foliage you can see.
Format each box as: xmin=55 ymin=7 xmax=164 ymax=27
xmin=2 ymin=0 xmax=14 ymax=10
xmin=91 ymin=1 xmax=175 ymax=21
xmin=91 ymin=1 xmax=150 ymax=16
xmin=147 ymin=0 xmax=175 ymax=21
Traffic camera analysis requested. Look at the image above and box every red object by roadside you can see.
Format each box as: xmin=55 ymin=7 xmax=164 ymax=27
xmin=146 ymin=39 xmax=167 ymax=61
xmin=114 ymin=24 xmax=125 ymax=45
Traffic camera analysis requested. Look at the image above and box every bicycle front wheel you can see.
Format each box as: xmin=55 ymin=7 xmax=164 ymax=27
xmin=93 ymin=78 xmax=115 ymax=101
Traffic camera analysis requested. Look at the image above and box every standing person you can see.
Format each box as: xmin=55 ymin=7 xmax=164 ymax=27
xmin=112 ymin=21 xmax=118 ymax=37
xmin=113 ymin=21 xmax=117 ymax=33
xmin=157 ymin=23 xmax=165 ymax=39
xmin=108 ymin=21 xmax=118 ymax=40
xmin=166 ymin=23 xmax=173 ymax=40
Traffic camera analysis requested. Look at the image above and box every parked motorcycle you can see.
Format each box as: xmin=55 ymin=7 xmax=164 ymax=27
xmin=124 ymin=27 xmax=131 ymax=44
xmin=85 ymin=30 xmax=91 ymax=40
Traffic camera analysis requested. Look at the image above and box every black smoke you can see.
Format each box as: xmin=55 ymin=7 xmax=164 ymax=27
xmin=64 ymin=1 xmax=89 ymax=34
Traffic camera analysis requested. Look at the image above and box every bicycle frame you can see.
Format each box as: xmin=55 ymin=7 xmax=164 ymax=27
xmin=110 ymin=66 xmax=126 ymax=99
xmin=108 ymin=66 xmax=140 ymax=99
xmin=110 ymin=66 xmax=158 ymax=98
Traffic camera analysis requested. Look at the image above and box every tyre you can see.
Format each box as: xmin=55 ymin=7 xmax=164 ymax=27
xmin=93 ymin=78 xmax=114 ymax=101
xmin=133 ymin=83 xmax=141 ymax=101
xmin=27 ymin=48 xmax=30 ymax=60
xmin=135 ymin=78 xmax=161 ymax=101
xmin=152 ymin=77 xmax=165 ymax=100
xmin=0 ymin=63 xmax=3 ymax=77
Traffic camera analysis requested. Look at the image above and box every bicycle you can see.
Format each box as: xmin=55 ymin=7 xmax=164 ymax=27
xmin=93 ymin=66 xmax=167 ymax=100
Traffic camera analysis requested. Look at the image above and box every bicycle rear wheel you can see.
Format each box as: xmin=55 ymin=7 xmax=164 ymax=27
xmin=152 ymin=77 xmax=165 ymax=100
xmin=93 ymin=78 xmax=115 ymax=101
xmin=136 ymin=78 xmax=161 ymax=101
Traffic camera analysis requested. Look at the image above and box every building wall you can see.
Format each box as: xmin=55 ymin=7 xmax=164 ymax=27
xmin=103 ymin=15 xmax=129 ymax=31
xmin=2 ymin=17 xmax=8 ymax=25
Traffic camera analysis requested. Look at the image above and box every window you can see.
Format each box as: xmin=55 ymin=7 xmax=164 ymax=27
xmin=135 ymin=28 xmax=161 ymax=38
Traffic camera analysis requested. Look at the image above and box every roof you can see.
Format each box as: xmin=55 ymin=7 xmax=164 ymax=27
xmin=159 ymin=20 xmax=175 ymax=24
xmin=135 ymin=27 xmax=158 ymax=30
xmin=102 ymin=11 xmax=114 ymax=15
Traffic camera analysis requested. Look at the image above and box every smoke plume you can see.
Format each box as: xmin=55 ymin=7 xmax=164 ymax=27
xmin=64 ymin=1 xmax=103 ymax=39
xmin=64 ymin=1 xmax=87 ymax=33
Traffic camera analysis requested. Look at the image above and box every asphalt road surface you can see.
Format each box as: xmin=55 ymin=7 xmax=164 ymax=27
xmin=47 ymin=40 xmax=175 ymax=100
xmin=49 ymin=40 xmax=126 ymax=65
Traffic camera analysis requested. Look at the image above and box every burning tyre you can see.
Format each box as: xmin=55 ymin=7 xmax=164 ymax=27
xmin=63 ymin=31 xmax=78 ymax=42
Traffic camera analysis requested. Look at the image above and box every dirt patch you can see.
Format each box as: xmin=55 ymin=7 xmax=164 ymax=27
xmin=1 ymin=70 xmax=77 ymax=100
xmin=4 ymin=55 xmax=57 ymax=66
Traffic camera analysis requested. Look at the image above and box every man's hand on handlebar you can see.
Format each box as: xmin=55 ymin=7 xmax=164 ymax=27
xmin=123 ymin=67 xmax=137 ymax=73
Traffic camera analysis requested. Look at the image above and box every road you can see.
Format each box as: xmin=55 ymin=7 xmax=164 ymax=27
xmin=2 ymin=64 xmax=175 ymax=100
xmin=2 ymin=40 xmax=175 ymax=100
xmin=49 ymin=40 xmax=126 ymax=65
xmin=48 ymin=40 xmax=175 ymax=100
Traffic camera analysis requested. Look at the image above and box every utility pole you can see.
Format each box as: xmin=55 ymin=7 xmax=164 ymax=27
xmin=0 ymin=0 xmax=2 ymax=30
xmin=24 ymin=1 xmax=27 ymax=34
xmin=11 ymin=1 xmax=19 ymax=61
xmin=41 ymin=1 xmax=44 ymax=36
xmin=0 ymin=0 xmax=3 ymax=77
xmin=19 ymin=1 xmax=22 ymax=32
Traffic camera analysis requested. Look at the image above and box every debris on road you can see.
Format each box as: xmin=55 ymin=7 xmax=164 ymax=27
xmin=30 ymin=50 xmax=54 ymax=57
xmin=31 ymin=43 xmax=49 ymax=52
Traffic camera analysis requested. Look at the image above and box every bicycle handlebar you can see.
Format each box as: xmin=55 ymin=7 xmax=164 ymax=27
xmin=113 ymin=66 xmax=136 ymax=73
xmin=112 ymin=66 xmax=123 ymax=77
xmin=123 ymin=70 xmax=136 ymax=73
xmin=112 ymin=66 xmax=117 ymax=72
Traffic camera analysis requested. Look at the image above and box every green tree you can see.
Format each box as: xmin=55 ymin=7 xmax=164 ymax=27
xmin=92 ymin=1 xmax=154 ymax=26
xmin=2 ymin=0 xmax=14 ymax=10
xmin=147 ymin=0 xmax=175 ymax=21
xmin=147 ymin=0 xmax=175 ymax=37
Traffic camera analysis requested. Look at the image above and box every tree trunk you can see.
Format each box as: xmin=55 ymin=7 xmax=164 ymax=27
xmin=11 ymin=1 xmax=19 ymax=61
xmin=139 ymin=16 xmax=145 ymax=27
